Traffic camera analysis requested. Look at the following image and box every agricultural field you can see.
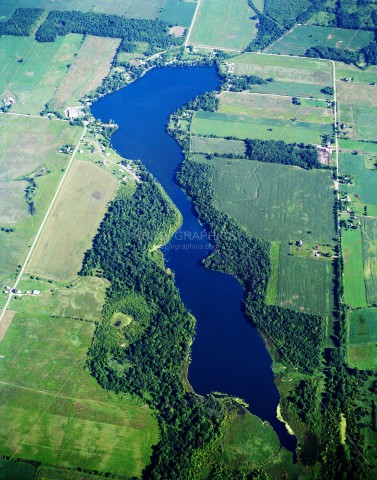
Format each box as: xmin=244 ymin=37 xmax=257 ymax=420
xmin=191 ymin=110 xmax=333 ymax=144
xmin=339 ymin=104 xmax=377 ymax=141
xmin=159 ymin=0 xmax=197 ymax=27
xmin=0 ymin=460 xmax=35 ymax=480
xmin=251 ymin=80 xmax=332 ymax=100
xmin=0 ymin=0 xmax=166 ymax=20
xmin=229 ymin=53 xmax=333 ymax=85
xmin=362 ymin=217 xmax=377 ymax=305
xmin=0 ymin=312 xmax=159 ymax=476
xmin=336 ymin=63 xmax=377 ymax=85
xmin=50 ymin=36 xmax=120 ymax=111
xmin=27 ymin=160 xmax=118 ymax=282
xmin=35 ymin=467 xmax=104 ymax=480
xmin=338 ymin=153 xmax=377 ymax=206
xmin=338 ymin=139 xmax=377 ymax=155
xmin=348 ymin=308 xmax=377 ymax=370
xmin=342 ymin=227 xmax=367 ymax=309
xmin=336 ymin=82 xmax=377 ymax=108
xmin=188 ymin=0 xmax=257 ymax=51
xmin=0 ymin=34 xmax=83 ymax=115
xmin=190 ymin=136 xmax=246 ymax=155
xmin=265 ymin=25 xmax=374 ymax=56
xmin=219 ymin=92 xmax=334 ymax=124
xmin=0 ymin=115 xmax=82 ymax=300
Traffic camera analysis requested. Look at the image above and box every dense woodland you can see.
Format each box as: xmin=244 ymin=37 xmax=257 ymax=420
xmin=35 ymin=10 xmax=181 ymax=52
xmin=0 ymin=8 xmax=43 ymax=36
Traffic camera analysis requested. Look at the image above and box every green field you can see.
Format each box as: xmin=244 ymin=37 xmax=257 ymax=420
xmin=0 ymin=115 xmax=82 ymax=297
xmin=0 ymin=460 xmax=35 ymax=480
xmin=0 ymin=34 xmax=84 ymax=115
xmin=348 ymin=343 xmax=377 ymax=370
xmin=340 ymin=104 xmax=377 ymax=141
xmin=339 ymin=153 xmax=377 ymax=206
xmin=362 ymin=217 xmax=377 ymax=305
xmin=190 ymin=136 xmax=246 ymax=155
xmin=27 ymin=160 xmax=118 ymax=282
xmin=0 ymin=0 xmax=166 ymax=20
xmin=229 ymin=53 xmax=332 ymax=85
xmin=0 ymin=313 xmax=159 ymax=476
xmin=342 ymin=227 xmax=367 ymax=309
xmin=159 ymin=0 xmax=196 ymax=27
xmin=191 ymin=110 xmax=333 ymax=144
xmin=219 ymin=91 xmax=334 ymax=124
xmin=349 ymin=308 xmax=377 ymax=345
xmin=35 ymin=467 xmax=104 ymax=480
xmin=189 ymin=0 xmax=257 ymax=50
xmin=337 ymin=81 xmax=377 ymax=107
xmin=265 ymin=25 xmax=374 ymax=56
xmin=339 ymin=139 xmax=377 ymax=155
xmin=336 ymin=63 xmax=377 ymax=84
xmin=265 ymin=241 xmax=280 ymax=305
xmin=251 ymin=80 xmax=333 ymax=99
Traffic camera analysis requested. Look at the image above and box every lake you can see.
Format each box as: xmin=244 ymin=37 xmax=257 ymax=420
xmin=91 ymin=65 xmax=296 ymax=453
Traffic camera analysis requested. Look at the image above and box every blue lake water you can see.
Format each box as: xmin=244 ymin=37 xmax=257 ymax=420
xmin=91 ymin=65 xmax=296 ymax=453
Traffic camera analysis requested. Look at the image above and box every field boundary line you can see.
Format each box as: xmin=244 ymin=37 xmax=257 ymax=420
xmin=219 ymin=90 xmax=330 ymax=102
xmin=0 ymin=126 xmax=87 ymax=327
xmin=184 ymin=0 xmax=204 ymax=47
xmin=189 ymin=42 xmax=241 ymax=53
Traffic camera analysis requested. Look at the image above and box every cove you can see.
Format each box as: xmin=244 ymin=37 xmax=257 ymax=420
xmin=91 ymin=65 xmax=296 ymax=453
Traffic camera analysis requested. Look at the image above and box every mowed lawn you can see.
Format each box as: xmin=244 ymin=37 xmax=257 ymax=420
xmin=265 ymin=25 xmax=374 ymax=55
xmin=0 ymin=116 xmax=82 ymax=300
xmin=191 ymin=110 xmax=333 ymax=144
xmin=27 ymin=160 xmax=118 ymax=282
xmin=362 ymin=217 xmax=377 ymax=305
xmin=50 ymin=36 xmax=120 ymax=111
xmin=219 ymin=92 xmax=334 ymax=124
xmin=229 ymin=53 xmax=333 ymax=85
xmin=0 ymin=35 xmax=83 ymax=114
xmin=342 ymin=227 xmax=367 ymax=308
xmin=0 ymin=313 xmax=158 ymax=476
xmin=189 ymin=0 xmax=257 ymax=50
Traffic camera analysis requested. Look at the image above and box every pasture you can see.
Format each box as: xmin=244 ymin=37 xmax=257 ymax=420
xmin=159 ymin=0 xmax=196 ymax=27
xmin=339 ymin=139 xmax=377 ymax=155
xmin=50 ymin=36 xmax=120 ymax=111
xmin=265 ymin=25 xmax=374 ymax=56
xmin=251 ymin=81 xmax=333 ymax=99
xmin=336 ymin=82 xmax=377 ymax=107
xmin=349 ymin=308 xmax=377 ymax=345
xmin=27 ymin=160 xmax=118 ymax=282
xmin=0 ymin=34 xmax=83 ymax=114
xmin=338 ymin=153 xmax=377 ymax=206
xmin=191 ymin=110 xmax=333 ymax=144
xmin=229 ymin=53 xmax=333 ymax=85
xmin=0 ymin=313 xmax=159 ymax=476
xmin=0 ymin=115 xmax=82 ymax=292
xmin=265 ymin=241 xmax=279 ymax=305
xmin=336 ymin=63 xmax=377 ymax=85
xmin=362 ymin=217 xmax=377 ymax=305
xmin=340 ymin=104 xmax=377 ymax=141
xmin=0 ymin=0 xmax=166 ymax=19
xmin=219 ymin=91 xmax=334 ymax=124
xmin=188 ymin=0 xmax=257 ymax=51
xmin=348 ymin=343 xmax=377 ymax=370
xmin=342 ymin=227 xmax=367 ymax=309
xmin=190 ymin=136 xmax=246 ymax=155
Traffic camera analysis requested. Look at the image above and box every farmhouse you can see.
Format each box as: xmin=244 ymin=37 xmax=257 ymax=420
xmin=32 ymin=290 xmax=40 ymax=295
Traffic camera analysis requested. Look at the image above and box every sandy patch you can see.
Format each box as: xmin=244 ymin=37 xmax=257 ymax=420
xmin=327 ymin=34 xmax=334 ymax=40
xmin=0 ymin=310 xmax=16 ymax=343
xmin=91 ymin=191 xmax=101 ymax=200
xmin=26 ymin=72 xmax=34 ymax=76
xmin=170 ymin=26 xmax=186 ymax=37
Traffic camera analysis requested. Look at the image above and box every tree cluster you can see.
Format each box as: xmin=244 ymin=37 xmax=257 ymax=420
xmin=305 ymin=45 xmax=360 ymax=64
xmin=0 ymin=8 xmax=44 ymax=36
xmin=221 ymin=73 xmax=269 ymax=92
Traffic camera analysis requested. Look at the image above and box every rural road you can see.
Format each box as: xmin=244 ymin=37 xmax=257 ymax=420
xmin=0 ymin=125 xmax=87 ymax=326
xmin=184 ymin=0 xmax=203 ymax=47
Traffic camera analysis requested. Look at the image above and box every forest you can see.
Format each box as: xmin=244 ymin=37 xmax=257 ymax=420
xmin=0 ymin=8 xmax=44 ymax=36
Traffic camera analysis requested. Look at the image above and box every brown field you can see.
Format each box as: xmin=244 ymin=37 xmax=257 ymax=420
xmin=50 ymin=36 xmax=120 ymax=110
xmin=27 ymin=160 xmax=118 ymax=281
xmin=336 ymin=82 xmax=377 ymax=107
xmin=0 ymin=310 xmax=15 ymax=342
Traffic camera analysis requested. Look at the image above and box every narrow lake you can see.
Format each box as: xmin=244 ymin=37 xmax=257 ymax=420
xmin=91 ymin=65 xmax=296 ymax=453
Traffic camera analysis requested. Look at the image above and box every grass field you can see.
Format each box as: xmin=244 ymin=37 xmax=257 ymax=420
xmin=0 ymin=34 xmax=83 ymax=115
xmin=190 ymin=136 xmax=246 ymax=155
xmin=50 ymin=36 xmax=120 ymax=111
xmin=159 ymin=0 xmax=196 ymax=27
xmin=27 ymin=160 xmax=118 ymax=282
xmin=348 ymin=343 xmax=377 ymax=370
xmin=219 ymin=92 xmax=334 ymax=124
xmin=336 ymin=63 xmax=377 ymax=84
xmin=265 ymin=25 xmax=374 ymax=56
xmin=0 ymin=313 xmax=159 ymax=476
xmin=265 ymin=241 xmax=280 ymax=305
xmin=0 ymin=460 xmax=35 ymax=480
xmin=339 ymin=139 xmax=377 ymax=155
xmin=229 ymin=53 xmax=333 ymax=85
xmin=349 ymin=308 xmax=377 ymax=345
xmin=188 ymin=0 xmax=257 ymax=50
xmin=342 ymin=227 xmax=367 ymax=308
xmin=0 ymin=115 xmax=82 ymax=295
xmin=362 ymin=217 xmax=377 ymax=305
xmin=0 ymin=0 xmax=166 ymax=20
xmin=337 ymin=82 xmax=377 ymax=107
xmin=340 ymin=104 xmax=377 ymax=141
xmin=251 ymin=80 xmax=332 ymax=99
xmin=338 ymin=153 xmax=377 ymax=206
xmin=191 ymin=110 xmax=333 ymax=144
xmin=35 ymin=467 xmax=104 ymax=480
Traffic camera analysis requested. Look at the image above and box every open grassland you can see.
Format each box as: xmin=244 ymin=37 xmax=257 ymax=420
xmin=0 ymin=34 xmax=83 ymax=115
xmin=188 ymin=0 xmax=257 ymax=50
xmin=27 ymin=160 xmax=118 ymax=282
xmin=362 ymin=217 xmax=377 ymax=305
xmin=337 ymin=82 xmax=377 ymax=107
xmin=229 ymin=53 xmax=333 ymax=85
xmin=191 ymin=136 xmax=246 ymax=155
xmin=0 ymin=313 xmax=158 ymax=476
xmin=251 ymin=80 xmax=332 ymax=99
xmin=348 ymin=343 xmax=377 ymax=370
xmin=340 ymin=104 xmax=377 ymax=141
xmin=191 ymin=110 xmax=333 ymax=144
xmin=0 ymin=460 xmax=35 ymax=480
xmin=219 ymin=91 xmax=334 ymax=124
xmin=1 ymin=0 xmax=166 ymax=19
xmin=339 ymin=153 xmax=377 ymax=206
xmin=265 ymin=25 xmax=374 ymax=56
xmin=0 ymin=115 xmax=82 ymax=295
xmin=50 ymin=36 xmax=120 ymax=111
xmin=342 ymin=227 xmax=367 ymax=309
xmin=336 ymin=63 xmax=377 ymax=84
xmin=159 ymin=0 xmax=196 ymax=27
xmin=339 ymin=139 xmax=377 ymax=155
xmin=349 ymin=308 xmax=377 ymax=345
